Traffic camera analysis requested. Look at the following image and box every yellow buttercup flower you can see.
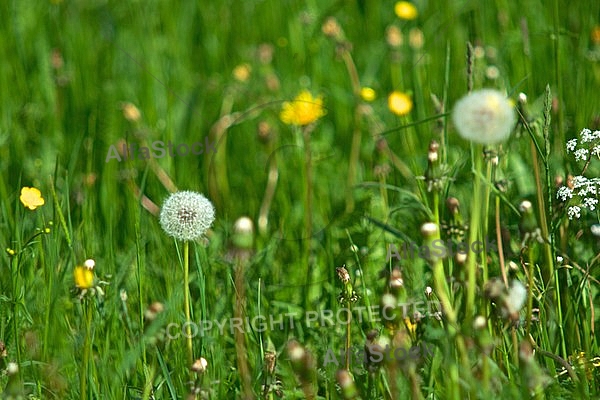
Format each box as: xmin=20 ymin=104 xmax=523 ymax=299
xmin=388 ymin=91 xmax=413 ymax=116
xmin=360 ymin=87 xmax=376 ymax=102
xmin=74 ymin=259 xmax=95 ymax=289
xmin=394 ymin=1 xmax=418 ymax=20
xmin=280 ymin=90 xmax=326 ymax=126
xmin=20 ymin=187 xmax=45 ymax=210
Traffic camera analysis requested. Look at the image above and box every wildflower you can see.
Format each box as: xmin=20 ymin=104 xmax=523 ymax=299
xmin=74 ymin=259 xmax=95 ymax=290
xmin=360 ymin=87 xmax=376 ymax=102
xmin=556 ymin=186 xmax=573 ymax=201
xmin=505 ymin=280 xmax=526 ymax=314
xmin=394 ymin=1 xmax=418 ymax=20
xmin=232 ymin=63 xmax=251 ymax=82
xmin=191 ymin=357 xmax=208 ymax=374
xmin=386 ymin=25 xmax=403 ymax=47
xmin=20 ymin=187 xmax=45 ymax=210
xmin=575 ymin=148 xmax=589 ymax=161
xmin=159 ymin=191 xmax=215 ymax=241
xmin=566 ymin=139 xmax=578 ymax=152
xmin=408 ymin=27 xmax=424 ymax=49
xmin=388 ymin=91 xmax=413 ymax=116
xmin=280 ymin=90 xmax=326 ymax=126
xmin=452 ymin=89 xmax=516 ymax=144
xmin=121 ymin=102 xmax=141 ymax=122
xmin=568 ymin=206 xmax=581 ymax=219
xmin=322 ymin=17 xmax=342 ymax=39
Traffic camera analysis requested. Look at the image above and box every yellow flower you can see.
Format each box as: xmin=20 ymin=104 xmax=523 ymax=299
xmin=20 ymin=187 xmax=45 ymax=210
xmin=280 ymin=90 xmax=326 ymax=126
xmin=232 ymin=63 xmax=251 ymax=82
xmin=394 ymin=1 xmax=418 ymax=20
xmin=74 ymin=259 xmax=95 ymax=289
xmin=388 ymin=91 xmax=413 ymax=116
xmin=360 ymin=87 xmax=376 ymax=102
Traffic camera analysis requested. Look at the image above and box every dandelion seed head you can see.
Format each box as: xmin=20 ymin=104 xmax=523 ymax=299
xmin=506 ymin=280 xmax=526 ymax=314
xmin=160 ymin=191 xmax=215 ymax=241
xmin=452 ymin=89 xmax=516 ymax=144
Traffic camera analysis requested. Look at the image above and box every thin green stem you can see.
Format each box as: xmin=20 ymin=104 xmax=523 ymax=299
xmin=525 ymin=246 xmax=535 ymax=337
xmin=81 ymin=298 xmax=93 ymax=400
xmin=466 ymin=144 xmax=484 ymax=326
xmin=184 ymin=240 xmax=193 ymax=367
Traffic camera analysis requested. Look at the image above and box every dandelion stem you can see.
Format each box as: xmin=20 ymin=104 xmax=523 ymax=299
xmin=183 ymin=240 xmax=194 ymax=367
xmin=466 ymin=144 xmax=484 ymax=327
xmin=303 ymin=127 xmax=314 ymax=309
xmin=81 ymin=297 xmax=93 ymax=400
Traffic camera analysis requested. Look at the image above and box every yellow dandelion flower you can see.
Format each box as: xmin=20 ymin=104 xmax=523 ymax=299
xmin=74 ymin=259 xmax=95 ymax=289
xmin=388 ymin=91 xmax=413 ymax=116
xmin=280 ymin=90 xmax=326 ymax=126
xmin=20 ymin=187 xmax=45 ymax=210
xmin=394 ymin=1 xmax=418 ymax=20
xmin=360 ymin=87 xmax=376 ymax=102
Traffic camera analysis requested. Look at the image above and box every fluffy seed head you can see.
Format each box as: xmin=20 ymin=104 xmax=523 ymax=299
xmin=159 ymin=191 xmax=215 ymax=241
xmin=452 ymin=89 xmax=516 ymax=144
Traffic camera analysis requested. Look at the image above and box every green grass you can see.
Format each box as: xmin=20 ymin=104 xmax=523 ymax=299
xmin=1 ymin=0 xmax=600 ymax=399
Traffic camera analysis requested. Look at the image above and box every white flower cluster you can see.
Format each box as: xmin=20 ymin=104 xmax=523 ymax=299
xmin=565 ymin=128 xmax=600 ymax=161
xmin=557 ymin=128 xmax=600 ymax=219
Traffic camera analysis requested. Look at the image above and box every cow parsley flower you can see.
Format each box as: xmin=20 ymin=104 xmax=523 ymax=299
xmin=160 ymin=191 xmax=215 ymax=241
xmin=557 ymin=128 xmax=600 ymax=219
xmin=583 ymin=197 xmax=598 ymax=211
xmin=575 ymin=148 xmax=589 ymax=161
xmin=567 ymin=206 xmax=581 ymax=219
xmin=452 ymin=89 xmax=516 ymax=145
xmin=556 ymin=186 xmax=573 ymax=201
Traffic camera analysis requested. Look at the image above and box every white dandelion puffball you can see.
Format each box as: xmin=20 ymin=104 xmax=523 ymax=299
xmin=506 ymin=280 xmax=527 ymax=314
xmin=452 ymin=89 xmax=516 ymax=144
xmin=160 ymin=191 xmax=215 ymax=241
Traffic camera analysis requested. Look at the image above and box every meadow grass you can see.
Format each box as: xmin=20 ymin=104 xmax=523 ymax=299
xmin=1 ymin=0 xmax=600 ymax=399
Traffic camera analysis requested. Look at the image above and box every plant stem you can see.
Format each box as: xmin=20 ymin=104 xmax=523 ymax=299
xmin=466 ymin=144 xmax=484 ymax=327
xmin=525 ymin=245 xmax=535 ymax=337
xmin=184 ymin=240 xmax=193 ymax=367
xmin=303 ymin=127 xmax=314 ymax=310
xmin=81 ymin=297 xmax=93 ymax=400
